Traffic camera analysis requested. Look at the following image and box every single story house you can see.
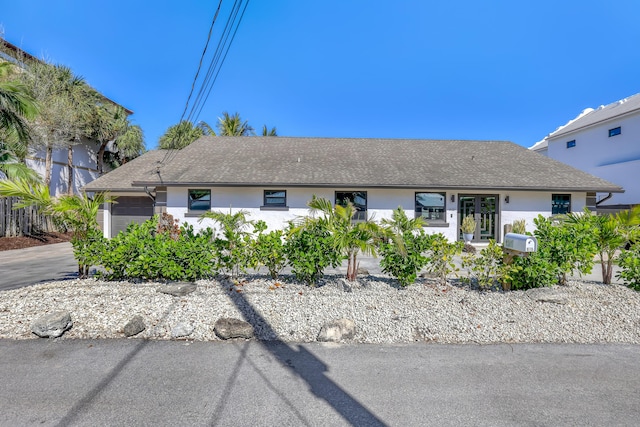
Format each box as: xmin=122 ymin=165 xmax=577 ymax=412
xmin=83 ymin=136 xmax=623 ymax=242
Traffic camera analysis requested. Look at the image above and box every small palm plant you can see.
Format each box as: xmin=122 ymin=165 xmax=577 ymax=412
xmin=306 ymin=196 xmax=379 ymax=281
xmin=0 ymin=178 xmax=113 ymax=277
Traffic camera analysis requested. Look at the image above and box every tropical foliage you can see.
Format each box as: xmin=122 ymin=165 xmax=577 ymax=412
xmin=378 ymin=207 xmax=430 ymax=287
xmin=159 ymin=120 xmax=212 ymax=149
xmin=0 ymin=178 xmax=113 ymax=277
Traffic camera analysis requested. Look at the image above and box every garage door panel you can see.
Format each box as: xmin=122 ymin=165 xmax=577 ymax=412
xmin=111 ymin=196 xmax=153 ymax=237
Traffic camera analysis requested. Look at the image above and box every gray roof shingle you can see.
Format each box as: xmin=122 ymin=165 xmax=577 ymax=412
xmin=85 ymin=137 xmax=622 ymax=193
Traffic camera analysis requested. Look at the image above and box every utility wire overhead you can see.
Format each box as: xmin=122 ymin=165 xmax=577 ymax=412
xmin=161 ymin=0 xmax=250 ymax=167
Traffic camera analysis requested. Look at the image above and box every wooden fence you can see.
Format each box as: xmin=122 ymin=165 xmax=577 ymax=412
xmin=0 ymin=196 xmax=55 ymax=237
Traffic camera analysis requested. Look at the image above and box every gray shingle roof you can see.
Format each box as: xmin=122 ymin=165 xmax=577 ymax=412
xmin=88 ymin=137 xmax=621 ymax=193
xmin=82 ymin=150 xmax=168 ymax=192
xmin=549 ymin=93 xmax=640 ymax=139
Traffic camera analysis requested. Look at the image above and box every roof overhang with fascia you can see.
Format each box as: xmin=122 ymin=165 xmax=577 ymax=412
xmin=548 ymin=108 xmax=640 ymax=141
xmin=130 ymin=181 xmax=624 ymax=193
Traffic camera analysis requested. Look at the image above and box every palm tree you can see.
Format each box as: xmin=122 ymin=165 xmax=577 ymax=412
xmin=159 ymin=120 xmax=213 ymax=149
xmin=262 ymin=125 xmax=277 ymax=136
xmin=216 ymin=111 xmax=254 ymax=136
xmin=86 ymin=103 xmax=129 ymax=174
xmin=306 ymin=196 xmax=379 ymax=281
xmin=110 ymin=124 xmax=145 ymax=166
xmin=19 ymin=62 xmax=92 ymax=190
xmin=0 ymin=177 xmax=113 ymax=277
xmin=0 ymin=62 xmax=38 ymax=145
xmin=0 ymin=62 xmax=39 ymax=182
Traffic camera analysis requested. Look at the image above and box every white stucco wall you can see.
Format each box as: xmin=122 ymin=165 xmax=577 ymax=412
xmin=163 ymin=187 xmax=584 ymax=242
xmin=546 ymin=112 xmax=640 ymax=206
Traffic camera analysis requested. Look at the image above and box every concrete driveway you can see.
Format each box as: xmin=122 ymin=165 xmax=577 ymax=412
xmin=0 ymin=242 xmax=77 ymax=291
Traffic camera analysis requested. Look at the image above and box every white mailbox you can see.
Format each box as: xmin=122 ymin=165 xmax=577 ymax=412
xmin=503 ymin=233 xmax=537 ymax=253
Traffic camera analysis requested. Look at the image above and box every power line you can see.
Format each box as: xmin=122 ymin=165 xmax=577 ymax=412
xmin=192 ymin=0 xmax=251 ymax=123
xmin=178 ymin=0 xmax=223 ymax=124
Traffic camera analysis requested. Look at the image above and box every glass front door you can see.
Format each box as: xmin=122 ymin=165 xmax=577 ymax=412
xmin=458 ymin=195 xmax=498 ymax=242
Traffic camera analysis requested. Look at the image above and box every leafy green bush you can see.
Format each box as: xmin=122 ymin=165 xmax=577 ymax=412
xmin=200 ymin=210 xmax=256 ymax=279
xmin=284 ymin=220 xmax=343 ymax=285
xmin=533 ymin=215 xmax=597 ymax=285
xmin=378 ymin=207 xmax=431 ymax=287
xmin=617 ymin=243 xmax=640 ymax=290
xmin=95 ymin=217 xmax=216 ymax=281
xmin=253 ymin=221 xmax=287 ymax=279
xmin=503 ymin=251 xmax=558 ymax=290
xmin=462 ymin=239 xmax=504 ymax=290
xmin=424 ymin=233 xmax=463 ymax=285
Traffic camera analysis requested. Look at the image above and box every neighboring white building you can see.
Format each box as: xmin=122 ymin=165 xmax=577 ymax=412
xmin=531 ymin=93 xmax=640 ymax=212
xmin=1 ymin=38 xmax=131 ymax=196
xmin=84 ymin=136 xmax=622 ymax=241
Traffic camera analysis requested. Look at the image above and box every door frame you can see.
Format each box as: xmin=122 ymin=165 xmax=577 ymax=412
xmin=457 ymin=194 xmax=500 ymax=242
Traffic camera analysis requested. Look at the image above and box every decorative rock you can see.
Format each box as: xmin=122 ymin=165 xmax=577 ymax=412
xmin=31 ymin=311 xmax=73 ymax=338
xmin=317 ymin=318 xmax=356 ymax=342
xmin=214 ymin=318 xmax=254 ymax=340
xmin=157 ymin=282 xmax=197 ymax=297
xmin=357 ymin=267 xmax=369 ymax=276
xmin=123 ymin=315 xmax=146 ymax=337
xmin=171 ymin=322 xmax=194 ymax=338
xmin=526 ymin=288 xmax=569 ymax=305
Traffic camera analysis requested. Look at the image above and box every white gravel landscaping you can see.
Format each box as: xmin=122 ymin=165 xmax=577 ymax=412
xmin=2 ymin=275 xmax=640 ymax=344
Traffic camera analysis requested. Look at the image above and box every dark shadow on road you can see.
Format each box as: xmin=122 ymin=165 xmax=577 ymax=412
xmin=55 ymin=301 xmax=177 ymax=427
xmin=212 ymin=281 xmax=388 ymax=427
xmin=54 ymin=339 xmax=150 ymax=427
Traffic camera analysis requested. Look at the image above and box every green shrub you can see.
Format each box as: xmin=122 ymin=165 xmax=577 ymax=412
xmin=617 ymin=243 xmax=640 ymax=290
xmin=96 ymin=217 xmax=216 ymax=281
xmin=253 ymin=221 xmax=287 ymax=279
xmin=503 ymin=251 xmax=558 ymax=290
xmin=378 ymin=207 xmax=431 ymax=287
xmin=533 ymin=215 xmax=597 ymax=285
xmin=424 ymin=233 xmax=463 ymax=285
xmin=379 ymin=231 xmax=431 ymax=287
xmin=284 ymin=220 xmax=343 ymax=285
xmin=200 ymin=210 xmax=256 ymax=279
xmin=462 ymin=239 xmax=504 ymax=290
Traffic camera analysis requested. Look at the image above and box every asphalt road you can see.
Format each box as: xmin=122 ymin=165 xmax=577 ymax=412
xmin=0 ymin=243 xmax=77 ymax=291
xmin=0 ymin=340 xmax=638 ymax=426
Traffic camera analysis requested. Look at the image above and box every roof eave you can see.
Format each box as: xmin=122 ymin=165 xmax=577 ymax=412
xmin=130 ymin=180 xmax=623 ymax=193
xmin=549 ymin=108 xmax=640 ymax=140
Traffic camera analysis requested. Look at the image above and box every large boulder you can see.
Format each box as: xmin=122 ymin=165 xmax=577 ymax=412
xmin=317 ymin=318 xmax=356 ymax=342
xmin=157 ymin=282 xmax=197 ymax=297
xmin=214 ymin=318 xmax=254 ymax=340
xmin=31 ymin=311 xmax=73 ymax=338
xmin=123 ymin=315 xmax=146 ymax=337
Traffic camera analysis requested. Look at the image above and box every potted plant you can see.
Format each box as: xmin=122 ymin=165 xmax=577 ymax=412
xmin=461 ymin=214 xmax=476 ymax=243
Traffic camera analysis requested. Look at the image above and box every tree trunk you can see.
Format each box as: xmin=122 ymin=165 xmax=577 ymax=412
xmin=97 ymin=141 xmax=107 ymax=175
xmin=44 ymin=143 xmax=53 ymax=189
xmin=67 ymin=144 xmax=74 ymax=195
xmin=347 ymin=252 xmax=358 ymax=281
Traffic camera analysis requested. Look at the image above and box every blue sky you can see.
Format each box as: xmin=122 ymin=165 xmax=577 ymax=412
xmin=2 ymin=0 xmax=639 ymax=149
